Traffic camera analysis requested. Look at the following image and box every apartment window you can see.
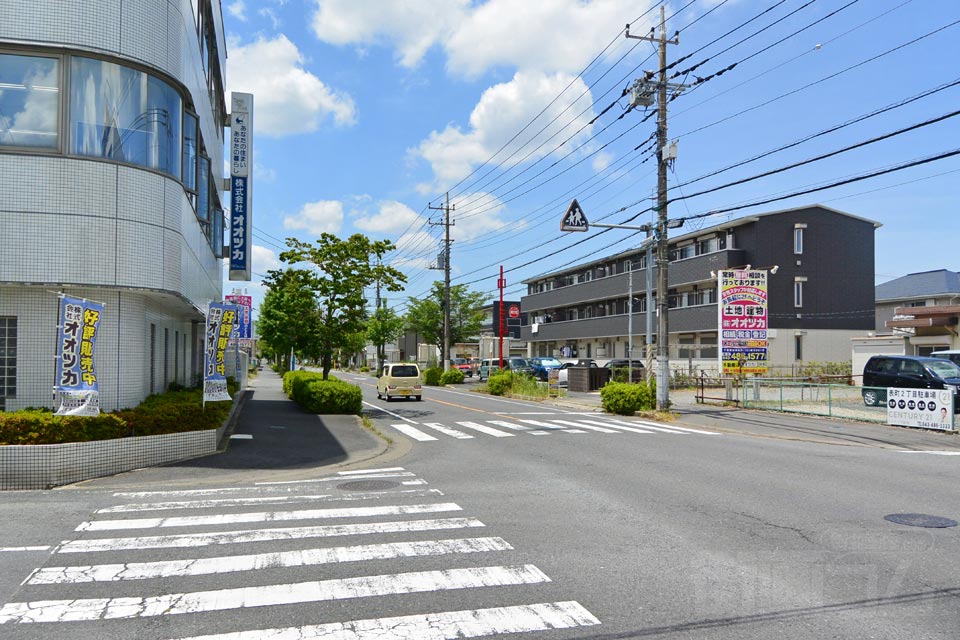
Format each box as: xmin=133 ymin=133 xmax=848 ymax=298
xmin=0 ymin=317 xmax=16 ymax=410
xmin=795 ymin=334 xmax=803 ymax=361
xmin=0 ymin=53 xmax=59 ymax=149
xmin=182 ymin=112 xmax=198 ymax=193
xmin=794 ymin=277 xmax=806 ymax=308
xmin=794 ymin=224 xmax=806 ymax=255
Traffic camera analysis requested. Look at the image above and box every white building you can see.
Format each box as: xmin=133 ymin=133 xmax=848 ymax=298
xmin=0 ymin=0 xmax=228 ymax=411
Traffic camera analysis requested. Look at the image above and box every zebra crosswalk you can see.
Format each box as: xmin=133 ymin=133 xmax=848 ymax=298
xmin=0 ymin=468 xmax=600 ymax=639
xmin=385 ymin=415 xmax=719 ymax=442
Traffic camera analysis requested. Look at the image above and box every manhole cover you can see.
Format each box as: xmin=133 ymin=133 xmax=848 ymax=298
xmin=337 ymin=480 xmax=400 ymax=491
xmin=884 ymin=513 xmax=958 ymax=528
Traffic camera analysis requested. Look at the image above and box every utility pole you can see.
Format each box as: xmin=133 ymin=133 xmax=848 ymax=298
xmin=428 ymin=193 xmax=454 ymax=371
xmin=627 ymin=6 xmax=682 ymax=410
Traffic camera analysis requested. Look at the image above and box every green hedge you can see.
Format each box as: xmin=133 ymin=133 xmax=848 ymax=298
xmin=296 ymin=379 xmax=363 ymax=414
xmin=600 ymin=380 xmax=656 ymax=415
xmin=487 ymin=371 xmax=514 ymax=396
xmin=0 ymin=382 xmax=239 ymax=445
xmin=439 ymin=369 xmax=465 ymax=385
xmin=423 ymin=367 xmax=444 ymax=386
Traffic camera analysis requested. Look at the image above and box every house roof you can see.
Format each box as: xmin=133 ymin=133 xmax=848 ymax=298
xmin=875 ymin=269 xmax=960 ymax=302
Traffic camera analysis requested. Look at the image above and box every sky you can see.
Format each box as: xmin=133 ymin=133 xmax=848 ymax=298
xmin=220 ymin=0 xmax=960 ymax=319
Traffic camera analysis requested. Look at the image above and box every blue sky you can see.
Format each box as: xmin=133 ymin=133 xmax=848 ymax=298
xmin=221 ymin=0 xmax=960 ymax=317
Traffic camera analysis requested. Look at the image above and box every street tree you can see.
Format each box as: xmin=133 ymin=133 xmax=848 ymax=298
xmin=405 ymin=282 xmax=486 ymax=363
xmin=367 ymin=305 xmax=406 ymax=373
xmin=279 ymin=233 xmax=406 ymax=379
xmin=257 ymin=268 xmax=322 ymax=373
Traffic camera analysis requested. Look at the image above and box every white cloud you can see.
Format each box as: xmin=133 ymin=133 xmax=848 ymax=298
xmin=226 ymin=34 xmax=356 ymax=136
xmin=353 ymin=200 xmax=422 ymax=234
xmin=311 ymin=0 xmax=468 ymax=68
xmin=259 ymin=7 xmax=281 ymax=30
xmin=283 ymin=200 xmax=344 ymax=235
xmin=592 ymin=150 xmax=614 ymax=173
xmin=227 ymin=1 xmax=246 ymax=21
xmin=311 ymin=0 xmax=653 ymax=76
xmin=252 ymin=244 xmax=280 ymax=272
xmin=453 ymin=193 xmax=512 ymax=241
xmin=412 ymin=71 xmax=596 ymax=193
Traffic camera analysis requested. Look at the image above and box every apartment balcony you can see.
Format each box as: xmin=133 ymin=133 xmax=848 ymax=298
xmin=522 ymin=248 xmax=746 ymax=311
xmin=521 ymin=304 xmax=719 ymax=341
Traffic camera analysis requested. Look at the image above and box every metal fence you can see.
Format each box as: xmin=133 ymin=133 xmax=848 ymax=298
xmin=694 ymin=375 xmax=960 ymax=428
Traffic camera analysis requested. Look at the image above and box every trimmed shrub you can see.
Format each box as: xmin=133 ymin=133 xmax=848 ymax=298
xmin=359 ymin=366 xmax=370 ymax=373
xmin=283 ymin=370 xmax=339 ymax=400
xmin=296 ymin=379 xmax=362 ymax=414
xmin=487 ymin=371 xmax=513 ymax=396
xmin=423 ymin=367 xmax=444 ymax=386
xmin=601 ymin=380 xmax=657 ymax=415
xmin=439 ymin=369 xmax=465 ymax=385
xmin=0 ymin=410 xmax=129 ymax=445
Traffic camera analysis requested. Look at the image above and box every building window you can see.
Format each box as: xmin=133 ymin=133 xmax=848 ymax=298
xmin=0 ymin=317 xmax=16 ymax=410
xmin=794 ymin=278 xmax=806 ymax=308
xmin=182 ymin=112 xmax=198 ymax=193
xmin=795 ymin=335 xmax=803 ymax=361
xmin=69 ymin=57 xmax=183 ymax=177
xmin=0 ymin=53 xmax=59 ymax=149
xmin=794 ymin=225 xmax=806 ymax=254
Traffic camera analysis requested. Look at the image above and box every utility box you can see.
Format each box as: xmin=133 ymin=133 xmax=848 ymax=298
xmin=568 ymin=366 xmax=611 ymax=392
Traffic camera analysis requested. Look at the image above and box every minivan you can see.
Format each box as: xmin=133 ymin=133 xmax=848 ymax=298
xmin=376 ymin=363 xmax=422 ymax=401
xmin=861 ymin=355 xmax=960 ymax=409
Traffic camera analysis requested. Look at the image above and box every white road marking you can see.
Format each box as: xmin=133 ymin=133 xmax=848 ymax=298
xmin=455 ymin=422 xmax=515 ymax=437
xmin=598 ymin=418 xmax=691 ymax=434
xmin=257 ymin=472 xmax=416 ymax=486
xmin=515 ymin=419 xmax=568 ymax=431
xmin=528 ymin=430 xmax=550 ymax=435
xmin=0 ymin=547 xmax=50 ymax=552
xmin=97 ymin=489 xmax=443 ymax=514
xmin=28 ymin=537 xmax=513 ymax=584
xmin=172 ymin=601 xmax=600 ymax=639
xmin=495 ymin=412 xmax=561 ymax=415
xmin=422 ymin=423 xmax=474 ymax=439
xmin=77 ymin=503 xmax=463 ymax=531
xmin=486 ymin=420 xmax=533 ymax=431
xmin=402 ymin=479 xmax=429 ymax=485
xmin=362 ymin=400 xmax=418 ymax=423
xmin=229 ymin=434 xmax=253 ymax=440
xmin=548 ymin=419 xmax=620 ymax=433
xmin=897 ymin=450 xmax=960 ymax=455
xmin=0 ymin=565 xmax=551 ymax=623
xmin=390 ymin=423 xmax=438 ymax=441
xmin=56 ymin=517 xmax=485 ymax=553
xmin=573 ymin=419 xmax=655 ymax=434
xmin=337 ymin=467 xmax=406 ymax=475
xmin=630 ymin=419 xmax=719 ymax=435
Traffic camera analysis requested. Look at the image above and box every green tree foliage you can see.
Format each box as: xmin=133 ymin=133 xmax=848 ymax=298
xmin=405 ymin=282 xmax=487 ymax=363
xmin=270 ymin=234 xmax=406 ymax=380
xmin=366 ymin=306 xmax=406 ymax=371
xmin=257 ymin=268 xmax=323 ymax=373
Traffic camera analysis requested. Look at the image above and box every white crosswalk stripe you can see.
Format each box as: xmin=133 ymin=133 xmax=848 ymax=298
xmin=1 ymin=470 xmax=599 ymax=638
xmin=379 ymin=416 xmax=718 ymax=441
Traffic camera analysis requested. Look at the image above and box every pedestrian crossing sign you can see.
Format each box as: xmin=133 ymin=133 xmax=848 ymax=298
xmin=560 ymin=199 xmax=588 ymax=232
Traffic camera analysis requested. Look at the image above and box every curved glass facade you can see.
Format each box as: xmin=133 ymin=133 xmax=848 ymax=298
xmin=70 ymin=57 xmax=182 ymax=177
xmin=0 ymin=53 xmax=59 ymax=148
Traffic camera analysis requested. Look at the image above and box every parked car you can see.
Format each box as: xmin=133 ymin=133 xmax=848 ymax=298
xmin=528 ymin=356 xmax=564 ymax=381
xmin=376 ymin=363 xmax=422 ymax=401
xmin=930 ymin=350 xmax=960 ymax=367
xmin=861 ymin=355 xmax=960 ymax=409
xmin=452 ymin=357 xmax=475 ymax=377
xmin=477 ymin=358 xmax=502 ymax=381
xmin=477 ymin=357 xmax=535 ymax=380
xmin=507 ymin=357 xmax=536 ymax=377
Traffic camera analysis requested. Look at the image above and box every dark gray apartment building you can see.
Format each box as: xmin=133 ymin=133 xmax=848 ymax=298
xmin=520 ymin=205 xmax=879 ymax=373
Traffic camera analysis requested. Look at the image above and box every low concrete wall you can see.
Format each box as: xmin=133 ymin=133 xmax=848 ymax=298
xmin=0 ymin=390 xmax=249 ymax=490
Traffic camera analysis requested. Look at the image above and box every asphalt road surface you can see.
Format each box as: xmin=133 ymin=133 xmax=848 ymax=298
xmin=0 ymin=369 xmax=958 ymax=639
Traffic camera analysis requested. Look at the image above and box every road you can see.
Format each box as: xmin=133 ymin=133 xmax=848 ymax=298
xmin=0 ymin=369 xmax=958 ymax=639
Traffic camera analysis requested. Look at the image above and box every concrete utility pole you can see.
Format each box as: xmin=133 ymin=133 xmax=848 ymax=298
xmin=428 ymin=193 xmax=454 ymax=371
xmin=627 ymin=6 xmax=681 ymax=410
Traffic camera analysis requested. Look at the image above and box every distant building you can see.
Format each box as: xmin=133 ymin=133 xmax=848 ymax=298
xmin=480 ymin=301 xmax=522 ymax=339
xmin=875 ymin=269 xmax=960 ymax=354
xmin=0 ymin=0 xmax=228 ymax=410
xmin=520 ymin=205 xmax=879 ymax=373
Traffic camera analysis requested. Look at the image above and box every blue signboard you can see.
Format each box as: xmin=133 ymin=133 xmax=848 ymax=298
xmin=230 ymin=176 xmax=248 ymax=273
xmin=55 ymin=295 xmax=104 ymax=415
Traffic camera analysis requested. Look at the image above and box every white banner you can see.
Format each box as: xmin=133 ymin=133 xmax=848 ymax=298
xmin=886 ymin=387 xmax=955 ymax=431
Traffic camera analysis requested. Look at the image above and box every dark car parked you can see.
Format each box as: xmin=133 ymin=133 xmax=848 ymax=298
xmin=528 ymin=356 xmax=564 ymax=381
xmin=861 ymin=355 xmax=960 ymax=409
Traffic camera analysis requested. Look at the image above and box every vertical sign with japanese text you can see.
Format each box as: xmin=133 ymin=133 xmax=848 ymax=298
xmin=229 ymin=92 xmax=253 ymax=282
xmin=55 ymin=295 xmax=104 ymax=415
xmin=719 ymin=269 xmax=769 ymax=375
xmin=224 ymin=293 xmax=252 ymax=340
xmin=203 ymin=302 xmax=239 ymax=402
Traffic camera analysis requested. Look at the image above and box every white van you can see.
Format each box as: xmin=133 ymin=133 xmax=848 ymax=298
xmin=376 ymin=363 xmax=422 ymax=401
xmin=931 ymin=350 xmax=960 ymax=367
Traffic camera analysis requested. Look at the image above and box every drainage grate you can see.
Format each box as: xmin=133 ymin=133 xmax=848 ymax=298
xmin=337 ymin=480 xmax=400 ymax=491
xmin=884 ymin=513 xmax=958 ymax=528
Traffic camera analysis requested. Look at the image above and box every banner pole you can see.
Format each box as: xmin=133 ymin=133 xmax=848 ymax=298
xmin=52 ymin=292 xmax=64 ymax=412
